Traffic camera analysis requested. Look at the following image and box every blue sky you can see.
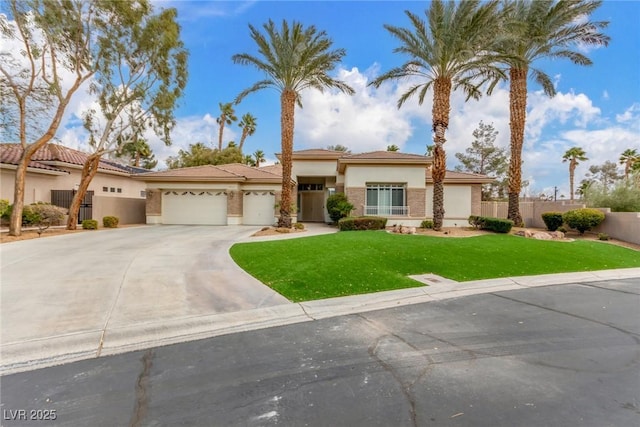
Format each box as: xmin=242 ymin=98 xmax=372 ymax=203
xmin=62 ymin=0 xmax=639 ymax=198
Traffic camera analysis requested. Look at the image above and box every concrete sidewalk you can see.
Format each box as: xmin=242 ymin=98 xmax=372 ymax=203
xmin=2 ymin=265 xmax=638 ymax=376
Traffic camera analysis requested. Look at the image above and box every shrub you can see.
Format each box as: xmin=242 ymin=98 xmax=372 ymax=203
xmin=557 ymin=225 xmax=568 ymax=233
xmin=541 ymin=212 xmax=564 ymax=231
xmin=326 ymin=193 xmax=353 ymax=223
xmin=480 ymin=217 xmax=514 ymax=233
xmin=468 ymin=215 xmax=485 ymax=229
xmin=420 ymin=219 xmax=434 ymax=229
xmin=338 ymin=216 xmax=387 ymax=231
xmin=22 ymin=203 xmax=67 ymax=236
xmin=598 ymin=233 xmax=609 ymax=241
xmin=103 ymin=216 xmax=119 ymax=228
xmin=562 ymin=208 xmax=605 ymax=235
xmin=0 ymin=199 xmax=9 ymax=218
xmin=82 ymin=219 xmax=99 ymax=230
xmin=294 ymin=222 xmax=304 ymax=230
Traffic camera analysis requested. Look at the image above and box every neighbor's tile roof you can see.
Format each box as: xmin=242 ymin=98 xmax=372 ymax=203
xmin=427 ymin=169 xmax=495 ymax=184
xmin=258 ymin=164 xmax=282 ymax=175
xmin=342 ymin=151 xmax=429 ymax=161
xmin=135 ymin=163 xmax=284 ymax=183
xmin=0 ymin=143 xmax=136 ymax=174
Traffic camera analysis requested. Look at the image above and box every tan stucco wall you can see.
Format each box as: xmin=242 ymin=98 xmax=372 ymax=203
xmin=146 ymin=189 xmax=162 ymax=215
xmin=93 ymin=196 xmax=146 ymax=225
xmin=344 ymin=165 xmax=425 ymax=188
xmin=426 ymin=185 xmax=472 ymax=222
xmin=292 ymin=160 xmax=338 ymax=178
xmin=471 ymin=185 xmax=482 ymax=215
xmin=407 ymin=188 xmax=426 ymax=217
xmin=1 ymin=167 xmax=145 ymax=204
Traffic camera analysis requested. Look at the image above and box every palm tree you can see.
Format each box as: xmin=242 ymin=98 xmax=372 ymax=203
xmin=369 ymin=0 xmax=505 ymax=231
xmin=254 ymin=149 xmax=266 ymax=168
xmin=216 ymin=102 xmax=237 ymax=151
xmin=238 ymin=113 xmax=257 ymax=151
xmin=562 ymin=146 xmax=588 ymax=202
xmin=327 ymin=144 xmax=350 ymax=152
xmin=619 ymin=148 xmax=639 ymax=180
xmin=496 ymin=0 xmax=609 ymax=226
xmin=243 ymin=154 xmax=256 ymax=166
xmin=386 ymin=144 xmax=400 ymax=152
xmin=233 ymin=20 xmax=354 ymax=227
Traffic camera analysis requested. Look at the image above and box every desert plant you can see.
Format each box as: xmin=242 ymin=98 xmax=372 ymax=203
xmin=541 ymin=212 xmax=564 ymax=231
xmin=294 ymin=222 xmax=304 ymax=230
xmin=23 ymin=203 xmax=67 ymax=236
xmin=82 ymin=219 xmax=99 ymax=230
xmin=562 ymin=208 xmax=605 ymax=235
xmin=326 ymin=193 xmax=353 ymax=223
xmin=598 ymin=233 xmax=609 ymax=241
xmin=557 ymin=225 xmax=568 ymax=233
xmin=103 ymin=216 xmax=119 ymax=228
xmin=584 ymin=181 xmax=640 ymax=212
xmin=468 ymin=215 xmax=485 ymax=229
xmin=420 ymin=219 xmax=434 ymax=229
xmin=338 ymin=216 xmax=388 ymax=231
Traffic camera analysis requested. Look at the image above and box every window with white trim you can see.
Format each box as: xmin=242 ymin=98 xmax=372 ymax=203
xmin=365 ymin=184 xmax=407 ymax=216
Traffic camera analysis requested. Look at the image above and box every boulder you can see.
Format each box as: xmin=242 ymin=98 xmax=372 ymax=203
xmin=533 ymin=232 xmax=552 ymax=240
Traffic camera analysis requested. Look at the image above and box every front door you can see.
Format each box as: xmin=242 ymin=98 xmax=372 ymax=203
xmin=300 ymin=192 xmax=325 ymax=222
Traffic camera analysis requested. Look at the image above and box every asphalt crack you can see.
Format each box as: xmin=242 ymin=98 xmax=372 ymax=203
xmin=130 ymin=349 xmax=154 ymax=427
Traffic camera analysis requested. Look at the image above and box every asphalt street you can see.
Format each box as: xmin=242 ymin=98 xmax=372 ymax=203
xmin=1 ymin=279 xmax=639 ymax=427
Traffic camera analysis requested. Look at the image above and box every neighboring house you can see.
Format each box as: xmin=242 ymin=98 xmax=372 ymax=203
xmin=134 ymin=163 xmax=285 ymax=226
xmin=289 ymin=149 xmax=493 ymax=227
xmin=0 ymin=143 xmax=148 ymax=224
xmin=135 ymin=149 xmax=493 ymax=227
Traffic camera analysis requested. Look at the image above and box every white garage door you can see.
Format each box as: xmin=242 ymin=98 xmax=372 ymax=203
xmin=243 ymin=191 xmax=275 ymax=225
xmin=162 ymin=190 xmax=227 ymax=225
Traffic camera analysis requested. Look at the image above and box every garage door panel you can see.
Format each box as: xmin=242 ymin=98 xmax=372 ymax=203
xmin=162 ymin=190 xmax=227 ymax=225
xmin=243 ymin=191 xmax=275 ymax=225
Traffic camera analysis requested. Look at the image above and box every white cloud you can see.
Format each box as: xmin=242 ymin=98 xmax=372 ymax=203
xmin=525 ymin=90 xmax=601 ymax=141
xmin=615 ymin=103 xmax=640 ymax=125
xmin=602 ymin=90 xmax=609 ymax=100
xmin=295 ymin=66 xmax=420 ymax=152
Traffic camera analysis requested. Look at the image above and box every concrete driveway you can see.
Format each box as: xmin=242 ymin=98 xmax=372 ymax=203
xmin=0 ymin=225 xmax=290 ymax=371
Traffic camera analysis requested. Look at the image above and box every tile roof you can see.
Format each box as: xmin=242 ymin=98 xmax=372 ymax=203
xmin=258 ymin=164 xmax=283 ymax=175
xmin=0 ymin=143 xmax=137 ymax=174
xmin=134 ymin=163 xmax=284 ymax=183
xmin=426 ymin=169 xmax=495 ymax=183
xmin=342 ymin=151 xmax=428 ymax=160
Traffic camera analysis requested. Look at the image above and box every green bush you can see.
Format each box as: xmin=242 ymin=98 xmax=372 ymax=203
xmin=557 ymin=225 xmax=568 ymax=233
xmin=103 ymin=216 xmax=119 ymax=228
xmin=562 ymin=208 xmax=605 ymax=234
xmin=541 ymin=212 xmax=564 ymax=231
xmin=326 ymin=193 xmax=353 ymax=223
xmin=480 ymin=217 xmax=514 ymax=233
xmin=598 ymin=233 xmax=609 ymax=241
xmin=294 ymin=222 xmax=304 ymax=230
xmin=338 ymin=216 xmax=388 ymax=231
xmin=82 ymin=219 xmax=99 ymax=230
xmin=420 ymin=219 xmax=434 ymax=229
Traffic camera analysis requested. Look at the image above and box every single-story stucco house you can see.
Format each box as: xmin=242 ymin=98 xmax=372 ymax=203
xmin=0 ymin=143 xmax=148 ymax=224
xmin=136 ymin=149 xmax=493 ymax=227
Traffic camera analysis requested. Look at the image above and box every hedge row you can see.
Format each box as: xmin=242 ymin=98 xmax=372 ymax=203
xmin=338 ymin=216 xmax=388 ymax=231
xmin=468 ymin=215 xmax=514 ymax=233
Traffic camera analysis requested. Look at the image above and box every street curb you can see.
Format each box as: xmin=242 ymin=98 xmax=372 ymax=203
xmin=2 ymin=267 xmax=639 ymax=376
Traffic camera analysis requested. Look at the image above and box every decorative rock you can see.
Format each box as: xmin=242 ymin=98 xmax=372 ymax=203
xmin=533 ymin=232 xmax=552 ymax=240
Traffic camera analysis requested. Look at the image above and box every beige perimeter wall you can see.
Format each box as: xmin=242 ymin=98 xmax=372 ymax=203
xmin=93 ymin=196 xmax=146 ymax=225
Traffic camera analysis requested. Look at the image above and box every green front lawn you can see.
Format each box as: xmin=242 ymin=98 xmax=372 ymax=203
xmin=229 ymin=231 xmax=640 ymax=302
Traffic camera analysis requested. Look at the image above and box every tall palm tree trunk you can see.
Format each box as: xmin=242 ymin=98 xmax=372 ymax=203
xmin=278 ymin=89 xmax=296 ymax=228
xmin=569 ymin=161 xmax=576 ymax=203
xmin=507 ymin=67 xmax=527 ymax=227
xmin=431 ymin=78 xmax=451 ymax=231
xmin=217 ymin=121 xmax=225 ymax=151
xmin=239 ymin=130 xmax=248 ymax=152
xmin=67 ymin=154 xmax=101 ymax=230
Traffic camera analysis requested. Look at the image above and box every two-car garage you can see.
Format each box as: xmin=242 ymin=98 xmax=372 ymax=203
xmin=137 ymin=164 xmax=282 ymax=226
